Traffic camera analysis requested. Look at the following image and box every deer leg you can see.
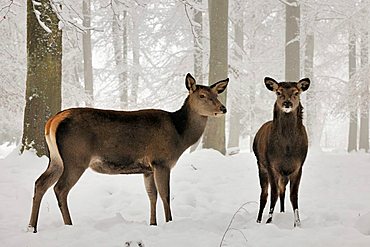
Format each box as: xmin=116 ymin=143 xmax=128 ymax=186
xmin=257 ymin=165 xmax=269 ymax=223
xmin=53 ymin=165 xmax=86 ymax=225
xmin=143 ymin=172 xmax=158 ymax=225
xmin=290 ymin=167 xmax=302 ymax=227
xmin=29 ymin=160 xmax=63 ymax=233
xmin=266 ymin=171 xmax=279 ymax=224
xmin=153 ymin=166 xmax=172 ymax=223
xmin=279 ymin=176 xmax=288 ymax=213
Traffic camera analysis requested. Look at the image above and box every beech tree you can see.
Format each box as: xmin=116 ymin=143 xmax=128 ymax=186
xmin=21 ymin=0 xmax=62 ymax=156
xmin=285 ymin=0 xmax=300 ymax=81
xmin=203 ymin=0 xmax=229 ymax=155
xmin=347 ymin=24 xmax=357 ymax=152
xmin=83 ymin=0 xmax=94 ymax=106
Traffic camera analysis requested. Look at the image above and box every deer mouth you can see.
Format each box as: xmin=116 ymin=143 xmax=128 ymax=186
xmin=214 ymin=112 xmax=225 ymax=117
xmin=282 ymin=107 xmax=292 ymax=113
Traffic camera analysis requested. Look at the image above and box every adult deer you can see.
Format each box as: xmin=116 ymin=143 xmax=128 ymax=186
xmin=28 ymin=73 xmax=228 ymax=233
xmin=253 ymin=77 xmax=310 ymax=227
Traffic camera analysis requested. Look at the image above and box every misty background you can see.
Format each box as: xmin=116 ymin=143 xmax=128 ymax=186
xmin=0 ymin=0 xmax=369 ymax=154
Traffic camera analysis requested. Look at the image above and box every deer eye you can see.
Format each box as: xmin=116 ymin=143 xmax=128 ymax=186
xmin=276 ymin=92 xmax=281 ymax=96
xmin=199 ymin=94 xmax=205 ymax=99
xmin=294 ymin=92 xmax=299 ymax=96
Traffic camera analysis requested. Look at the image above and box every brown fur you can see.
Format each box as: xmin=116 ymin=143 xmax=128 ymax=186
xmin=28 ymin=74 xmax=228 ymax=232
xmin=253 ymin=77 xmax=310 ymax=227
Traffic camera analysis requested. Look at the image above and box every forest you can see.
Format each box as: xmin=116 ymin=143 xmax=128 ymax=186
xmin=0 ymin=0 xmax=369 ymax=155
xmin=1 ymin=1 xmax=370 ymax=246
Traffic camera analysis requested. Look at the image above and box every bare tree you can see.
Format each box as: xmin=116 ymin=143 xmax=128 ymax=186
xmin=227 ymin=0 xmax=244 ymax=153
xmin=112 ymin=8 xmax=129 ymax=109
xmin=21 ymin=0 xmax=62 ymax=156
xmin=190 ymin=0 xmax=204 ymax=153
xmin=348 ymin=24 xmax=358 ymax=152
xmin=83 ymin=0 xmax=94 ymax=106
xmin=202 ymin=0 xmax=228 ymax=155
xmin=285 ymin=0 xmax=300 ymax=81
xmin=359 ymin=15 xmax=369 ymax=152
xmin=131 ymin=14 xmax=140 ymax=105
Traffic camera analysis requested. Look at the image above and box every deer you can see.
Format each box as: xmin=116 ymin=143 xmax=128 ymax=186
xmin=252 ymin=77 xmax=310 ymax=227
xmin=28 ymin=73 xmax=228 ymax=233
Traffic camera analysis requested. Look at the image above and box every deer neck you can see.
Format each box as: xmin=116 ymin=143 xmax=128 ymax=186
xmin=272 ymin=102 xmax=304 ymax=137
xmin=171 ymin=97 xmax=208 ymax=149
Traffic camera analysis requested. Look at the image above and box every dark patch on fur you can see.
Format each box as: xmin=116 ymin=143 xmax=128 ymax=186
xmin=170 ymin=97 xmax=190 ymax=135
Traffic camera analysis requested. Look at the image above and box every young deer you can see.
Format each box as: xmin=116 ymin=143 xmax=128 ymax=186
xmin=253 ymin=77 xmax=310 ymax=227
xmin=28 ymin=73 xmax=228 ymax=233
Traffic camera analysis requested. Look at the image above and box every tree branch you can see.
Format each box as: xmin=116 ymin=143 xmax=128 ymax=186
xmin=0 ymin=0 xmax=15 ymax=22
xmin=277 ymin=0 xmax=298 ymax=7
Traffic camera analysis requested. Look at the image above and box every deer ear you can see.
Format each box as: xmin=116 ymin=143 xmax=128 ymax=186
xmin=185 ymin=73 xmax=197 ymax=93
xmin=210 ymin=78 xmax=229 ymax=94
xmin=298 ymin=78 xmax=310 ymax=92
xmin=264 ymin=77 xmax=279 ymax=91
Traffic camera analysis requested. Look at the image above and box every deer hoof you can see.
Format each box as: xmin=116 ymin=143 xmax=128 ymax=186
xmin=27 ymin=225 xmax=37 ymax=233
xmin=294 ymin=220 xmax=301 ymax=227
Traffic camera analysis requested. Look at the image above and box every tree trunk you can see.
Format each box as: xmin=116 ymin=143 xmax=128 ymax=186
xmin=113 ymin=10 xmax=128 ymax=109
xmin=304 ymin=33 xmax=322 ymax=149
xmin=348 ymin=27 xmax=358 ymax=152
xmin=203 ymin=0 xmax=228 ymax=155
xmin=359 ymin=29 xmax=369 ymax=152
xmin=285 ymin=0 xmax=300 ymax=81
xmin=83 ymin=0 xmax=94 ymax=106
xmin=190 ymin=0 xmax=203 ymax=153
xmin=193 ymin=1 xmax=203 ymax=85
xmin=21 ymin=0 xmax=62 ymax=157
xmin=121 ymin=11 xmax=129 ymax=108
xmin=131 ymin=15 xmax=140 ymax=105
xmin=227 ymin=3 xmax=243 ymax=152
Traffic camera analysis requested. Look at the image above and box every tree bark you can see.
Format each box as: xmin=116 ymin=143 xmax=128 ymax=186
xmin=190 ymin=0 xmax=203 ymax=153
xmin=359 ymin=29 xmax=369 ymax=152
xmin=203 ymin=0 xmax=228 ymax=155
xmin=22 ymin=0 xmax=62 ymax=157
xmin=113 ymin=10 xmax=128 ymax=109
xmin=227 ymin=2 xmax=243 ymax=152
xmin=348 ymin=27 xmax=358 ymax=152
xmin=285 ymin=0 xmax=300 ymax=81
xmin=131 ymin=15 xmax=140 ymax=105
xmin=83 ymin=0 xmax=94 ymax=106
xmin=304 ymin=32 xmax=323 ymax=149
xmin=193 ymin=0 xmax=203 ymax=86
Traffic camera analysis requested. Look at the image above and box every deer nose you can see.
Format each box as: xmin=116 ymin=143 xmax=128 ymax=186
xmin=220 ymin=105 xmax=227 ymax=113
xmin=283 ymin=101 xmax=292 ymax=108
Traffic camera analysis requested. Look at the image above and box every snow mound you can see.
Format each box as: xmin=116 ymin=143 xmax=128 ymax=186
xmin=355 ymin=212 xmax=370 ymax=235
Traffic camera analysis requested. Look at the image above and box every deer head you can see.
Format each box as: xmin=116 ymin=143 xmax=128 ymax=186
xmin=186 ymin=73 xmax=228 ymax=117
xmin=264 ymin=77 xmax=310 ymax=113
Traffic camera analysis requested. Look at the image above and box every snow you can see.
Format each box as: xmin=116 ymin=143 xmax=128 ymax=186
xmin=0 ymin=147 xmax=370 ymax=246
xmin=32 ymin=1 xmax=52 ymax=33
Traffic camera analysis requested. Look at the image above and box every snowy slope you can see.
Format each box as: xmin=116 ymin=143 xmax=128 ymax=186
xmin=0 ymin=148 xmax=369 ymax=247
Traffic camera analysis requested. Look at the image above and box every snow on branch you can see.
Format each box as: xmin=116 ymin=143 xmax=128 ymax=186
xmin=32 ymin=0 xmax=52 ymax=33
xmin=277 ymin=0 xmax=298 ymax=7
xmin=286 ymin=34 xmax=300 ymax=46
xmin=182 ymin=1 xmax=203 ymax=50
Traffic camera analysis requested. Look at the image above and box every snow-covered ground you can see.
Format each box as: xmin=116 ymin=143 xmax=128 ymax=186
xmin=0 ymin=147 xmax=369 ymax=247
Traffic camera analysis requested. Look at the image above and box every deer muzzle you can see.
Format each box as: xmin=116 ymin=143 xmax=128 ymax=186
xmin=282 ymin=101 xmax=293 ymax=113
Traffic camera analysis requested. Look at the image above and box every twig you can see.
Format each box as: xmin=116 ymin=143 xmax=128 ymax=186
xmin=182 ymin=1 xmax=203 ymax=50
xmin=0 ymin=0 xmax=14 ymax=23
xmin=219 ymin=201 xmax=258 ymax=247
